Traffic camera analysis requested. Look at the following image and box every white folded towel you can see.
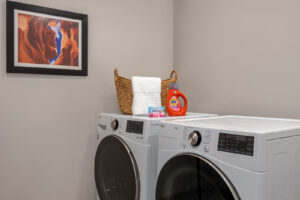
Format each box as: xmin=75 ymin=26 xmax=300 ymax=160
xmin=132 ymin=76 xmax=162 ymax=115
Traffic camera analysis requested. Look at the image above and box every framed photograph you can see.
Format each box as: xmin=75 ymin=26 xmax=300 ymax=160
xmin=7 ymin=1 xmax=88 ymax=76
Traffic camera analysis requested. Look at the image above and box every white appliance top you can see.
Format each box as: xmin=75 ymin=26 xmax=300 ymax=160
xmin=100 ymin=112 xmax=217 ymax=122
xmin=163 ymin=115 xmax=300 ymax=134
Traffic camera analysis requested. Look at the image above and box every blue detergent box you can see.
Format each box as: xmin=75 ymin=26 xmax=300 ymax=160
xmin=148 ymin=107 xmax=166 ymax=118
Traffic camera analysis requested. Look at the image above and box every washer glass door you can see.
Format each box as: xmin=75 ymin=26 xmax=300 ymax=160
xmin=95 ymin=135 xmax=139 ymax=200
xmin=156 ymin=154 xmax=240 ymax=200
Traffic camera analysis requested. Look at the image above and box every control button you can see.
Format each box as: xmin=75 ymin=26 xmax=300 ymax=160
xmin=111 ymin=119 xmax=119 ymax=130
xmin=203 ymin=139 xmax=210 ymax=144
xmin=183 ymin=133 xmax=189 ymax=140
xmin=189 ymin=131 xmax=202 ymax=147
xmin=204 ymin=145 xmax=209 ymax=152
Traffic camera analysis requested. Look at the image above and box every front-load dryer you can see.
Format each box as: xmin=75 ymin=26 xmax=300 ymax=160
xmin=156 ymin=115 xmax=300 ymax=200
xmin=95 ymin=112 xmax=217 ymax=200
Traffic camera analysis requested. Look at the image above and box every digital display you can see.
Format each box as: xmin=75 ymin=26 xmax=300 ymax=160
xmin=218 ymin=133 xmax=254 ymax=156
xmin=236 ymin=135 xmax=246 ymax=142
xmin=126 ymin=120 xmax=144 ymax=135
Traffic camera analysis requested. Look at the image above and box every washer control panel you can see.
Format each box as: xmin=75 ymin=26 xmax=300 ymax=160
xmin=183 ymin=128 xmax=213 ymax=151
xmin=218 ymin=133 xmax=254 ymax=156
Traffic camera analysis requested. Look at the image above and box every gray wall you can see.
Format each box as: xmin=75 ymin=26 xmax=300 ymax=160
xmin=174 ymin=0 xmax=300 ymax=119
xmin=0 ymin=0 xmax=173 ymax=199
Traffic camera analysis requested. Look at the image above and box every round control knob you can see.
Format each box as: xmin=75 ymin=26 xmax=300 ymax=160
xmin=111 ymin=119 xmax=119 ymax=130
xmin=189 ymin=131 xmax=202 ymax=147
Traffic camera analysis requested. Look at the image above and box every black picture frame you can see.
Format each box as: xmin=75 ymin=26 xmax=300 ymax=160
xmin=6 ymin=1 xmax=88 ymax=76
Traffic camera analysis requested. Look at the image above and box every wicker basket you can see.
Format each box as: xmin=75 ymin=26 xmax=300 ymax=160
xmin=114 ymin=68 xmax=178 ymax=115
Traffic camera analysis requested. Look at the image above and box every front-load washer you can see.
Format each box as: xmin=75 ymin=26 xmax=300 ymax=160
xmin=95 ymin=112 xmax=217 ymax=200
xmin=156 ymin=115 xmax=300 ymax=200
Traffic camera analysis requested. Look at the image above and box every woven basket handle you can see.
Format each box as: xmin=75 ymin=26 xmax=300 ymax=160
xmin=169 ymin=70 xmax=178 ymax=81
xmin=114 ymin=68 xmax=119 ymax=81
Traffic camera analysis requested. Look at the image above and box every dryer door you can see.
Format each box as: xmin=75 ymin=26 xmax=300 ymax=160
xmin=156 ymin=154 xmax=240 ymax=200
xmin=95 ymin=135 xmax=140 ymax=200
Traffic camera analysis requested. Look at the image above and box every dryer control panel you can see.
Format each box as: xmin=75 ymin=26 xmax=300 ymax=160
xmin=126 ymin=120 xmax=144 ymax=135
